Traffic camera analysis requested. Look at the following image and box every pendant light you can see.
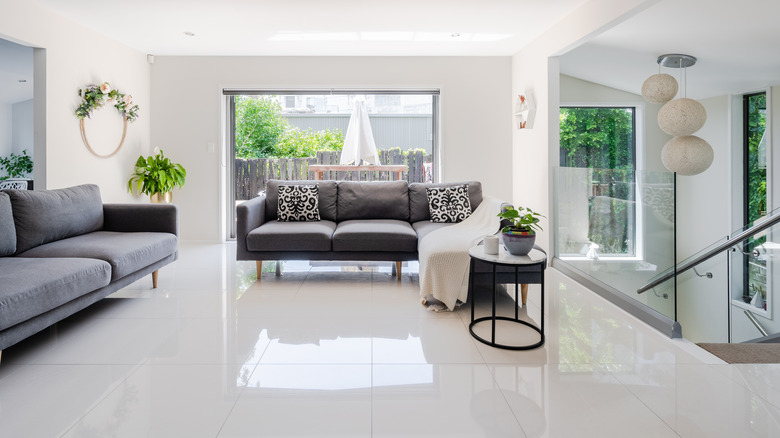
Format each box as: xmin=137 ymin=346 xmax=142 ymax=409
xmin=643 ymin=54 xmax=713 ymax=176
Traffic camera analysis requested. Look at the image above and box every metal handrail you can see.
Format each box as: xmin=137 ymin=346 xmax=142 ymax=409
xmin=637 ymin=212 xmax=780 ymax=294
xmin=744 ymin=310 xmax=769 ymax=337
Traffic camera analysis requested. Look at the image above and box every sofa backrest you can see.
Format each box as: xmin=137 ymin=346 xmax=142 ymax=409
xmin=337 ymin=180 xmax=409 ymax=221
xmin=0 ymin=192 xmax=16 ymax=256
xmin=264 ymin=180 xmax=338 ymax=222
xmin=408 ymin=181 xmax=483 ymax=223
xmin=6 ymin=184 xmax=104 ymax=254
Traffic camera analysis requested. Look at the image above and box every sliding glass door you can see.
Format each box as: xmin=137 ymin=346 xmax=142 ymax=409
xmin=224 ymin=89 xmax=440 ymax=239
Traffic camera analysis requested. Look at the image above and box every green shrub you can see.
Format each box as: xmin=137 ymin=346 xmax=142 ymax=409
xmin=271 ymin=128 xmax=344 ymax=158
xmin=234 ymin=96 xmax=288 ymax=159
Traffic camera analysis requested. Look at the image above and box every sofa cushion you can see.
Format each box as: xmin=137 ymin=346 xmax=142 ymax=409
xmin=0 ymin=192 xmax=15 ymax=256
xmin=333 ymin=220 xmax=417 ymax=252
xmin=278 ymin=184 xmax=321 ymax=221
xmin=337 ymin=181 xmax=409 ymax=221
xmin=17 ymin=231 xmax=178 ymax=282
xmin=0 ymin=257 xmax=111 ymax=331
xmin=412 ymin=221 xmax=454 ymax=242
xmin=6 ymin=184 xmax=104 ymax=254
xmin=247 ymin=220 xmax=336 ymax=252
xmin=265 ymin=180 xmax=337 ymax=222
xmin=426 ymin=184 xmax=472 ymax=223
xmin=409 ymin=181 xmax=483 ymax=223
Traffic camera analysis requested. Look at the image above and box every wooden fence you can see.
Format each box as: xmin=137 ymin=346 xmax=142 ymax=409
xmin=235 ymin=150 xmax=432 ymax=200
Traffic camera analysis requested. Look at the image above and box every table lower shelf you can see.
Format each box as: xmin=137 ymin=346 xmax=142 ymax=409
xmin=469 ymin=316 xmax=545 ymax=350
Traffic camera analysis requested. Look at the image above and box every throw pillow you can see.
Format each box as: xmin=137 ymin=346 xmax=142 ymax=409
xmin=426 ymin=184 xmax=471 ymax=223
xmin=277 ymin=184 xmax=321 ymax=221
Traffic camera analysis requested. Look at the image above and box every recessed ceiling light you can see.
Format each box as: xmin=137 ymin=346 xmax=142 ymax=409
xmin=183 ymin=31 xmax=195 ymax=37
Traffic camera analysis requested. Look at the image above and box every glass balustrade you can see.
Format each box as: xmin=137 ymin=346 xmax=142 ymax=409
xmin=555 ymin=167 xmax=780 ymax=344
xmin=554 ymin=167 xmax=677 ymax=320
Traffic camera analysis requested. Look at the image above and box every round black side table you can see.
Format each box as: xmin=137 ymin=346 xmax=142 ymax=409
xmin=468 ymin=245 xmax=547 ymax=350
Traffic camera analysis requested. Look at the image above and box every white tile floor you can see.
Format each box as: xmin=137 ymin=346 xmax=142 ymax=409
xmin=2 ymin=242 xmax=780 ymax=437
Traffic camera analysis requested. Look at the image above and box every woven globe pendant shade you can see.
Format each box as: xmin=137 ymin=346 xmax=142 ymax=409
xmin=641 ymin=73 xmax=678 ymax=104
xmin=658 ymin=98 xmax=707 ymax=136
xmin=661 ymin=135 xmax=714 ymax=176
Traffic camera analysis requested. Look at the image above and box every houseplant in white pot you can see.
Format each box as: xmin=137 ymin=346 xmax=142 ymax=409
xmin=497 ymin=206 xmax=544 ymax=255
xmin=127 ymin=148 xmax=187 ymax=203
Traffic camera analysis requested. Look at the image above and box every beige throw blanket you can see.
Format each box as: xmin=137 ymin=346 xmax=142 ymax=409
xmin=419 ymin=196 xmax=505 ymax=311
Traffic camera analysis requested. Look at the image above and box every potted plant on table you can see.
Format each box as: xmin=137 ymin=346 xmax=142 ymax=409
xmin=127 ymin=148 xmax=187 ymax=203
xmin=0 ymin=149 xmax=33 ymax=183
xmin=497 ymin=206 xmax=545 ymax=256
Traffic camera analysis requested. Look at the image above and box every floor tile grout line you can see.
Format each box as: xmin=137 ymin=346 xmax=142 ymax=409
xmin=603 ymin=363 xmax=683 ymax=437
xmin=485 ymin=364 xmax=532 ymax=438
xmin=56 ymin=361 xmax=149 ymax=438
xmin=214 ymin=360 xmax=261 ymax=438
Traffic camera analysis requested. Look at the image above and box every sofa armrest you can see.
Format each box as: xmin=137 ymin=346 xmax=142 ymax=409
xmin=236 ymin=195 xmax=267 ymax=260
xmin=102 ymin=204 xmax=179 ymax=236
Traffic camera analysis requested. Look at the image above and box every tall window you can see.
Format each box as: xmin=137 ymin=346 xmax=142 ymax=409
xmin=743 ymin=92 xmax=767 ymax=305
xmin=559 ymin=106 xmax=637 ymax=256
xmin=224 ymin=89 xmax=439 ymax=239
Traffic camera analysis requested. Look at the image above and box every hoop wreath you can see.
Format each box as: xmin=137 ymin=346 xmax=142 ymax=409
xmin=75 ymin=82 xmax=139 ymax=158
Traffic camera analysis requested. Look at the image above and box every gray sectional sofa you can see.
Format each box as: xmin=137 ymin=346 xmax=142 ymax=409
xmin=236 ymin=179 xmax=485 ymax=277
xmin=0 ymin=184 xmax=179 ymax=355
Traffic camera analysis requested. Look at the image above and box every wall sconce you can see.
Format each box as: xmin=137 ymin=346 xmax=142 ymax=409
xmin=515 ymin=91 xmax=536 ymax=129
xmin=642 ymin=54 xmax=713 ymax=176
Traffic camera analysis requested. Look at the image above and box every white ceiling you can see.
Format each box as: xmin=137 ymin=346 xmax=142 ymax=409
xmin=29 ymin=0 xmax=588 ymax=56
xmin=560 ymin=0 xmax=780 ymax=99
xmin=5 ymin=0 xmax=780 ymax=105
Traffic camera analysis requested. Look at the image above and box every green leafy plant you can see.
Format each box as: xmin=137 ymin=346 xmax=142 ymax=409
xmin=271 ymin=127 xmax=344 ymax=158
xmin=497 ymin=206 xmax=545 ymax=233
xmin=127 ymin=149 xmax=187 ymax=196
xmin=0 ymin=149 xmax=33 ymax=180
xmin=234 ymin=96 xmax=289 ymax=159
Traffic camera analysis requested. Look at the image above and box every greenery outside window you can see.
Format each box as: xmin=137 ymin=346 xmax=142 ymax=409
xmin=224 ymin=89 xmax=439 ymax=239
xmin=559 ymin=106 xmax=638 ymax=257
xmin=743 ymin=92 xmax=767 ymax=307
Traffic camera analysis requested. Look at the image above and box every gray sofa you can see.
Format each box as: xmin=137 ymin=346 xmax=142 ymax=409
xmin=236 ymin=180 xmax=485 ymax=277
xmin=0 ymin=184 xmax=179 ymax=355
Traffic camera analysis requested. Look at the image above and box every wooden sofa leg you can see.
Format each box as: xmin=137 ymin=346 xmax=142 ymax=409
xmin=256 ymin=261 xmax=263 ymax=280
xmin=152 ymin=270 xmax=159 ymax=288
xmin=521 ymin=284 xmax=529 ymax=305
xmin=395 ymin=261 xmax=402 ymax=280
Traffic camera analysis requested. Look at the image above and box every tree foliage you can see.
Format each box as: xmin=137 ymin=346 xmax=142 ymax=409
xmin=559 ymin=107 xmax=634 ymax=170
xmin=560 ymin=107 xmax=635 ymax=255
xmin=234 ymin=96 xmax=344 ymax=159
xmin=273 ymin=128 xmax=343 ymax=158
xmin=234 ymin=96 xmax=288 ymax=159
xmin=746 ymin=93 xmax=767 ymax=222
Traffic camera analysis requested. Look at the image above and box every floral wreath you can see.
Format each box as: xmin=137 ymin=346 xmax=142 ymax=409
xmin=75 ymin=82 xmax=139 ymax=122
xmin=75 ymin=82 xmax=139 ymax=158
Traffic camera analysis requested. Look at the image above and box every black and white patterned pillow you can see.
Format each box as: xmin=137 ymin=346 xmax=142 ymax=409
xmin=426 ymin=185 xmax=471 ymax=223
xmin=277 ymin=184 xmax=321 ymax=221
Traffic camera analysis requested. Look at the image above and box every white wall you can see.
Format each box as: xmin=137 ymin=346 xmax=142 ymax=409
xmin=0 ymin=0 xmax=150 ymax=201
xmin=12 ymin=99 xmax=33 ymax=156
xmin=150 ymin=56 xmax=513 ymax=241
xmin=0 ymin=103 xmax=10 ymax=158
xmin=674 ymin=95 xmax=731 ymax=342
xmin=511 ymin=0 xmax=659 ymax=254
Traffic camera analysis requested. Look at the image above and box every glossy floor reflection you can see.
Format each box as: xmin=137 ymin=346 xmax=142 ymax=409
xmin=2 ymin=242 xmax=780 ymax=437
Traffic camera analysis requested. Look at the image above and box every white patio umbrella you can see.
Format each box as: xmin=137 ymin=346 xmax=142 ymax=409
xmin=340 ymin=96 xmax=380 ymax=165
